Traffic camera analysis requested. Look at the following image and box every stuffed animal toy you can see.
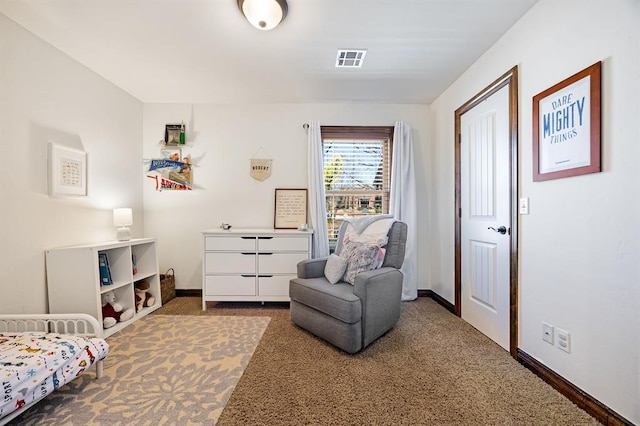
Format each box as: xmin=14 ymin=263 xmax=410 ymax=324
xmin=134 ymin=280 xmax=156 ymax=312
xmin=101 ymin=290 xmax=134 ymax=329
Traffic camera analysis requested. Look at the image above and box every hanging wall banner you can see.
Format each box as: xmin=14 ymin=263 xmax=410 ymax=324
xmin=147 ymin=156 xmax=192 ymax=191
xmin=250 ymin=159 xmax=272 ymax=181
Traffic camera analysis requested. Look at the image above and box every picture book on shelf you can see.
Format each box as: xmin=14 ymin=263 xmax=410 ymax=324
xmin=132 ymin=253 xmax=138 ymax=275
xmin=98 ymin=253 xmax=112 ymax=286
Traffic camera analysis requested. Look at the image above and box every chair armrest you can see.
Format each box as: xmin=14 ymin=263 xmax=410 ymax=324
xmin=296 ymin=257 xmax=329 ymax=279
xmin=353 ymin=267 xmax=403 ymax=347
xmin=353 ymin=267 xmax=403 ymax=299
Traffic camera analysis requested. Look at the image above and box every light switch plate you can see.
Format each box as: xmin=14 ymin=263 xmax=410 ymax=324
xmin=519 ymin=197 xmax=529 ymax=215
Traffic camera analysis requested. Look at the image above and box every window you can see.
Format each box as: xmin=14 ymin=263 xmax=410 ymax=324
xmin=321 ymin=126 xmax=393 ymax=246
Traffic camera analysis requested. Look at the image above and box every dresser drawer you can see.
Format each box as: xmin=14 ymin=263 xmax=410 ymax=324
xmin=258 ymin=252 xmax=308 ymax=274
xmin=258 ymin=275 xmax=294 ymax=297
xmin=205 ymin=275 xmax=256 ymax=296
xmin=205 ymin=252 xmax=256 ymax=273
xmin=258 ymin=236 xmax=309 ymax=252
xmin=205 ymin=236 xmax=256 ymax=251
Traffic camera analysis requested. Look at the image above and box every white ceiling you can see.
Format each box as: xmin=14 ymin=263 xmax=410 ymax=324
xmin=0 ymin=0 xmax=538 ymax=104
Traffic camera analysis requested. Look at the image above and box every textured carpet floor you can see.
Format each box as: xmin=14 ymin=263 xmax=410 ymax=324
xmin=160 ymin=297 xmax=599 ymax=426
xmin=8 ymin=314 xmax=269 ymax=425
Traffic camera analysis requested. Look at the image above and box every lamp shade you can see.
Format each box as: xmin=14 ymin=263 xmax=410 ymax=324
xmin=113 ymin=208 xmax=133 ymax=227
xmin=238 ymin=0 xmax=288 ymax=30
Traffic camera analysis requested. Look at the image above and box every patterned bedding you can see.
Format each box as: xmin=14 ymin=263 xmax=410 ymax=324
xmin=0 ymin=331 xmax=109 ymax=421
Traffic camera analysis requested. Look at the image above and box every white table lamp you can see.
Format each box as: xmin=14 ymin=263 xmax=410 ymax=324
xmin=113 ymin=208 xmax=133 ymax=241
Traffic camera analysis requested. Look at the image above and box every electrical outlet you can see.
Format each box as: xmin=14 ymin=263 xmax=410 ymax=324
xmin=556 ymin=328 xmax=570 ymax=353
xmin=542 ymin=322 xmax=554 ymax=345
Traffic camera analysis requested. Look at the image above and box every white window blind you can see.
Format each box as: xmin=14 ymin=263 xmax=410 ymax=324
xmin=323 ymin=140 xmax=390 ymax=194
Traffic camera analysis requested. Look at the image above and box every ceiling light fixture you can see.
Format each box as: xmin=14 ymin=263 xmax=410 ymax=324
xmin=237 ymin=0 xmax=288 ymax=31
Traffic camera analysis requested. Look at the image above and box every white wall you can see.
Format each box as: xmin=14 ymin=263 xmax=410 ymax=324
xmin=429 ymin=0 xmax=639 ymax=422
xmin=142 ymin=103 xmax=431 ymax=291
xmin=0 ymin=14 xmax=143 ymax=314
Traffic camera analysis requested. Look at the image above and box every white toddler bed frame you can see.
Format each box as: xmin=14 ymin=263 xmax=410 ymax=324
xmin=0 ymin=313 xmax=105 ymax=426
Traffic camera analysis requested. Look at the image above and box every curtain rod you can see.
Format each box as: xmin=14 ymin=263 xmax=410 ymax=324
xmin=302 ymin=123 xmax=309 ymax=130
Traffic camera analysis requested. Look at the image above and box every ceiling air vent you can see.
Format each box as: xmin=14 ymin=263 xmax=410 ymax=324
xmin=335 ymin=49 xmax=367 ymax=68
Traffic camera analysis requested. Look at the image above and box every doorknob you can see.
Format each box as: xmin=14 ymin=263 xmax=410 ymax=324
xmin=488 ymin=226 xmax=507 ymax=235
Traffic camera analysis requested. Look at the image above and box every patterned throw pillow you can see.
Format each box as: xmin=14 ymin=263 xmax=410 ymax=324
xmin=324 ymin=254 xmax=348 ymax=284
xmin=375 ymin=247 xmax=386 ymax=268
xmin=340 ymin=241 xmax=381 ymax=284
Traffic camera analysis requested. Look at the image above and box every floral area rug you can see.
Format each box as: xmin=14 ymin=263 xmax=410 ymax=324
xmin=10 ymin=314 xmax=270 ymax=425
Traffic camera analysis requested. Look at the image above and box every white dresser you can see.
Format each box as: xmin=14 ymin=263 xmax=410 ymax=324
xmin=201 ymin=228 xmax=312 ymax=309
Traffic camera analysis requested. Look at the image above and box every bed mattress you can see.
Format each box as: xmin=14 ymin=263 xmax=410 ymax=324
xmin=0 ymin=331 xmax=109 ymax=421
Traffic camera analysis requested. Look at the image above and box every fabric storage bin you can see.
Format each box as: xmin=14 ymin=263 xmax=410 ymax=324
xmin=160 ymin=268 xmax=176 ymax=305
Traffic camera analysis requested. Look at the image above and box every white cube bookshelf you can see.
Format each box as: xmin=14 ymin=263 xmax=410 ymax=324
xmin=46 ymin=238 xmax=161 ymax=338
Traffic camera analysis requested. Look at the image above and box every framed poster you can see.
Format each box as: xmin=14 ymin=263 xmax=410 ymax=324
xmin=532 ymin=61 xmax=601 ymax=182
xmin=274 ymin=188 xmax=307 ymax=229
xmin=48 ymin=142 xmax=88 ymax=196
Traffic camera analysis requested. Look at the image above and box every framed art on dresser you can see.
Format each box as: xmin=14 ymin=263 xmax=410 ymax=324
xmin=274 ymin=188 xmax=308 ymax=229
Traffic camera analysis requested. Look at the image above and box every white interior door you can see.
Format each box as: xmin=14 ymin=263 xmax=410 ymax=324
xmin=460 ymin=85 xmax=511 ymax=350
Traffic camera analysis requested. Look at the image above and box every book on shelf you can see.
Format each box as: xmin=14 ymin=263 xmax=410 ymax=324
xmin=98 ymin=253 xmax=112 ymax=286
xmin=132 ymin=253 xmax=138 ymax=276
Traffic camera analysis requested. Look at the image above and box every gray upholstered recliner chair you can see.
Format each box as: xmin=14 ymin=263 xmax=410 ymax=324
xmin=289 ymin=221 xmax=407 ymax=353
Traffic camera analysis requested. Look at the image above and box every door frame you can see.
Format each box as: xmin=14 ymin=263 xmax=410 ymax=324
xmin=454 ymin=66 xmax=519 ymax=358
